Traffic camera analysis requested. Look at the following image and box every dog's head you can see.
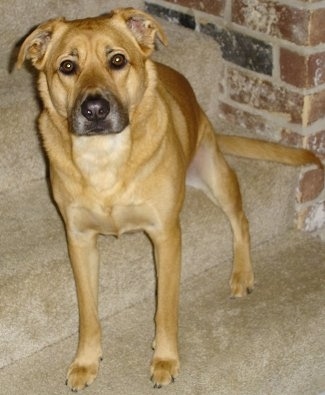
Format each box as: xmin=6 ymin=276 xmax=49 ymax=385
xmin=16 ymin=8 xmax=167 ymax=136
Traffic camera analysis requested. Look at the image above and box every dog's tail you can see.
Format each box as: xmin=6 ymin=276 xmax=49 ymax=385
xmin=216 ymin=135 xmax=323 ymax=168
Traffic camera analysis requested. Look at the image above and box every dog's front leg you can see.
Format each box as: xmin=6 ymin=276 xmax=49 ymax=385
xmin=149 ymin=222 xmax=181 ymax=387
xmin=65 ymin=230 xmax=102 ymax=391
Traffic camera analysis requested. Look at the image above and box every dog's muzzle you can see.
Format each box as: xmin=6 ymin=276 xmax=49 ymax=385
xmin=71 ymin=93 xmax=129 ymax=136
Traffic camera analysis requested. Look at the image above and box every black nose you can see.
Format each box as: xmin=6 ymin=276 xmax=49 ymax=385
xmin=81 ymin=96 xmax=110 ymax=121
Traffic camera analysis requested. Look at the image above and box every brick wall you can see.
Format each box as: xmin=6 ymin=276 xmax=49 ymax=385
xmin=146 ymin=0 xmax=325 ymax=233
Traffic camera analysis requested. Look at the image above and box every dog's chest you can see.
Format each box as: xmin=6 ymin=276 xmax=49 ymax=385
xmin=70 ymin=132 xmax=157 ymax=235
xmin=72 ymin=131 xmax=131 ymax=192
xmin=70 ymin=199 xmax=157 ymax=236
xmin=108 ymin=204 xmax=156 ymax=235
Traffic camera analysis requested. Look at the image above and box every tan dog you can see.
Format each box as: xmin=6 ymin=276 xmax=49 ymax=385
xmin=17 ymin=8 xmax=321 ymax=391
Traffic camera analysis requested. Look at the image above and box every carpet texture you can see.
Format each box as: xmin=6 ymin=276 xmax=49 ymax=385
xmin=1 ymin=1 xmax=324 ymax=394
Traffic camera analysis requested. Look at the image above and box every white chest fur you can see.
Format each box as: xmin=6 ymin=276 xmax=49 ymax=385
xmin=68 ymin=128 xmax=159 ymax=236
xmin=71 ymin=128 xmax=131 ymax=192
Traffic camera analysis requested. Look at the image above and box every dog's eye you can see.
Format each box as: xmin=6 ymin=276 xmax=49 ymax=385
xmin=109 ymin=54 xmax=127 ymax=70
xmin=59 ymin=60 xmax=77 ymax=75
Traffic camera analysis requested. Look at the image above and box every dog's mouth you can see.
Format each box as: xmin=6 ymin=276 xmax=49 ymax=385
xmin=71 ymin=93 xmax=129 ymax=136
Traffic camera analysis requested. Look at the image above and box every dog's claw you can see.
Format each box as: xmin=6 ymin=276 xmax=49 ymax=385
xmin=230 ymin=270 xmax=255 ymax=297
xmin=151 ymin=359 xmax=179 ymax=388
xmin=152 ymin=377 xmax=175 ymax=388
xmin=66 ymin=359 xmax=101 ymax=392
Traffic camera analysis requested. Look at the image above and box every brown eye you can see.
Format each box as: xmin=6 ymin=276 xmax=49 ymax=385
xmin=59 ymin=60 xmax=77 ymax=75
xmin=109 ymin=53 xmax=127 ymax=70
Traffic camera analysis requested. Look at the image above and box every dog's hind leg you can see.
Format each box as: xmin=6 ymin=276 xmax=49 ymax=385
xmin=65 ymin=230 xmax=103 ymax=391
xmin=187 ymin=121 xmax=254 ymax=297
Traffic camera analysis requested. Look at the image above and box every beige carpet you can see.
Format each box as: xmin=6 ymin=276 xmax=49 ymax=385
xmin=1 ymin=1 xmax=324 ymax=394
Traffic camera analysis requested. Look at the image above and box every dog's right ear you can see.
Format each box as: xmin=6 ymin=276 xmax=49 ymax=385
xmin=16 ymin=18 xmax=63 ymax=70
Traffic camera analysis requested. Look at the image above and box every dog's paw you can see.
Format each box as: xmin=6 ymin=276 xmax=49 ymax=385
xmin=66 ymin=359 xmax=101 ymax=391
xmin=150 ymin=358 xmax=179 ymax=388
xmin=229 ymin=270 xmax=254 ymax=297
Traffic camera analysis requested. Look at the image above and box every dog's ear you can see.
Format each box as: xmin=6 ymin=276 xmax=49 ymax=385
xmin=16 ymin=18 xmax=63 ymax=70
xmin=114 ymin=8 xmax=168 ymax=56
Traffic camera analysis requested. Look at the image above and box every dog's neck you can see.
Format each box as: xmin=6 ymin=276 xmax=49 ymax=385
xmin=71 ymin=128 xmax=132 ymax=193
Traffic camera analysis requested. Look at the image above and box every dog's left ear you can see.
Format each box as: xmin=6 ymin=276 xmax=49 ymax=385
xmin=114 ymin=8 xmax=168 ymax=56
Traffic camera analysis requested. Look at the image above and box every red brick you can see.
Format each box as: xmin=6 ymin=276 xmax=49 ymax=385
xmin=219 ymin=102 xmax=278 ymax=137
xmin=280 ymin=48 xmax=325 ymax=88
xmin=280 ymin=49 xmax=307 ymax=88
xmin=280 ymin=130 xmax=304 ymax=148
xmin=305 ymin=90 xmax=325 ymax=125
xmin=298 ymin=168 xmax=324 ymax=203
xmin=277 ymin=5 xmax=309 ymax=45
xmin=164 ymin=0 xmax=225 ymax=16
xmin=310 ymin=8 xmax=325 ymax=45
xmin=227 ymin=69 xmax=304 ymax=124
xmin=232 ymin=0 xmax=309 ymax=45
xmin=306 ymin=130 xmax=325 ymax=159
